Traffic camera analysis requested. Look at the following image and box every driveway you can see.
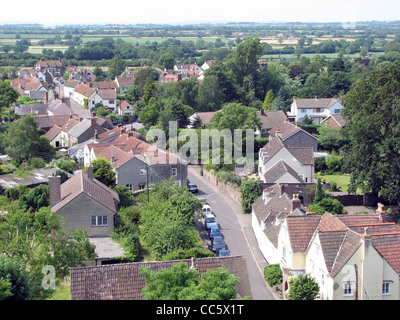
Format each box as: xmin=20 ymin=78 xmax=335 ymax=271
xmin=188 ymin=166 xmax=276 ymax=300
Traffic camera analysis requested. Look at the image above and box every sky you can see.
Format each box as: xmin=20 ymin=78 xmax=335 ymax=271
xmin=0 ymin=0 xmax=399 ymax=26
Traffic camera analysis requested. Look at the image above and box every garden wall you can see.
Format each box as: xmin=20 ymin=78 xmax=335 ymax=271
xmin=202 ymin=169 xmax=241 ymax=204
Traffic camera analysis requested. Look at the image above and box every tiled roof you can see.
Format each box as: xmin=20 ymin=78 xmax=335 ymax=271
xmin=69 ymin=255 xmax=251 ymax=300
xmin=96 ymin=89 xmax=116 ymax=100
xmin=91 ymin=81 xmax=118 ymax=89
xmin=64 ymin=80 xmax=80 ymax=89
xmin=96 ymin=145 xmax=134 ymax=169
xmin=34 ymin=114 xmax=71 ymax=129
xmin=286 ymin=215 xmax=321 ymax=252
xmin=116 ymin=77 xmax=134 ymax=86
xmin=257 ymin=110 xmax=288 ymax=130
xmin=51 ymin=170 xmax=119 ymax=213
xmin=74 ymin=83 xmax=96 ymax=98
xmin=268 ymin=120 xmax=318 ymax=141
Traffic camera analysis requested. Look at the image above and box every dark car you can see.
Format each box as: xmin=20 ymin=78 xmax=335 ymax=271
xmin=211 ymin=236 xmax=225 ymax=253
xmin=218 ymin=249 xmax=230 ymax=257
xmin=187 ymin=183 xmax=198 ymax=193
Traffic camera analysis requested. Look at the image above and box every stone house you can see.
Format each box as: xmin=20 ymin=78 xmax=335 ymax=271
xmin=255 ymin=109 xmax=288 ymax=138
xmin=35 ymin=58 xmax=64 ymax=78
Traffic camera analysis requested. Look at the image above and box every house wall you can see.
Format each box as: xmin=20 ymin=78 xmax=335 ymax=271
xmin=259 ymin=148 xmax=313 ymax=184
xmin=116 ymin=157 xmax=148 ymax=191
xmin=290 ymin=101 xmax=344 ymax=124
xmin=56 ymin=193 xmax=115 ymax=237
xmin=274 ymin=172 xmax=303 ymax=184
xmin=284 ymin=131 xmax=318 ymax=152
xmin=251 ymin=210 xmax=279 ymax=265
xmin=150 ymin=163 xmax=188 ymax=187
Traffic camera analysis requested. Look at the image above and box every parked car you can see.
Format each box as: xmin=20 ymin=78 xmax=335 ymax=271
xmin=209 ymin=226 xmax=221 ymax=239
xmin=204 ymin=213 xmax=217 ymax=231
xmin=218 ymin=249 xmax=230 ymax=257
xmin=210 ymin=236 xmax=225 ymax=253
xmin=187 ymin=183 xmax=198 ymax=193
xmin=202 ymin=204 xmax=213 ymax=216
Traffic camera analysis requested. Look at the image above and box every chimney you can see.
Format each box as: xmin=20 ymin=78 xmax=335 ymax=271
xmin=259 ymin=108 xmax=264 ymax=115
xmin=69 ymin=112 xmax=73 ymax=119
xmin=291 ymin=194 xmax=302 ymax=212
xmin=90 ymin=118 xmax=96 ymax=126
xmin=93 ymin=129 xmax=98 ymax=140
xmin=111 ymin=151 xmax=115 ymax=163
xmin=48 ymin=175 xmax=61 ymax=206
xmin=87 ymin=166 xmax=94 ymax=180
xmin=120 ymin=127 xmax=126 ymax=135
xmin=275 ymin=128 xmax=282 ymax=139
xmin=91 ymin=111 xmax=96 ymax=118
xmin=45 ymin=91 xmax=49 ymax=103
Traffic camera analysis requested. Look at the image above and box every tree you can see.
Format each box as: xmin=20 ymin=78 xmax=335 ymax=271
xmin=341 ymin=61 xmax=400 ymax=204
xmin=287 ymin=274 xmax=319 ymax=300
xmin=240 ymin=179 xmax=262 ymax=214
xmin=264 ymin=264 xmax=283 ymax=287
xmin=0 ymin=80 xmax=19 ymax=114
xmin=142 ymin=79 xmax=157 ymax=105
xmin=0 ymin=255 xmax=30 ymax=300
xmin=108 ymin=54 xmax=126 ymax=78
xmin=139 ymin=97 xmax=159 ymax=127
xmin=0 ymin=205 xmax=95 ymax=299
xmin=91 ymin=158 xmax=116 ymax=187
xmin=158 ymin=52 xmax=175 ymax=70
xmin=210 ymin=102 xmax=262 ymax=133
xmin=225 ymin=37 xmax=263 ymax=86
xmin=195 ymin=75 xmax=225 ymax=112
xmin=262 ymin=89 xmax=275 ymax=111
xmin=3 ymin=114 xmax=55 ymax=164
xmin=140 ymin=262 xmax=240 ymax=300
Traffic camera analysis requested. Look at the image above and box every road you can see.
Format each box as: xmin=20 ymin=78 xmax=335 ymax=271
xmin=188 ymin=166 xmax=276 ymax=300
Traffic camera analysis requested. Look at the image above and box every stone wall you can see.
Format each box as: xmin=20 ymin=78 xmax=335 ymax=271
xmin=202 ymin=169 xmax=241 ymax=204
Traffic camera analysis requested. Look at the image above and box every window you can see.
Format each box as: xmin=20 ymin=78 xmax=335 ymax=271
xmin=126 ymin=184 xmax=133 ymax=191
xmin=301 ymin=109 xmax=307 ymax=113
xmin=343 ymin=282 xmax=352 ymax=296
xmin=140 ymin=169 xmax=147 ymax=176
xmin=382 ymin=282 xmax=391 ymax=295
xmin=171 ymin=168 xmax=177 ymax=176
xmin=91 ymin=216 xmax=108 ymax=227
xmin=109 ymin=100 xmax=114 ymax=104
xmin=138 ymin=184 xmax=146 ymax=190
xmin=334 ymin=109 xmax=341 ymax=114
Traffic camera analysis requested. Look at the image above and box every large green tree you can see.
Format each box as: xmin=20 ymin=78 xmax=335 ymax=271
xmin=342 ymin=61 xmax=400 ymax=204
xmin=140 ymin=261 xmax=240 ymax=300
xmin=287 ymin=274 xmax=320 ymax=300
xmin=91 ymin=158 xmax=116 ymax=187
xmin=4 ymin=114 xmax=55 ymax=163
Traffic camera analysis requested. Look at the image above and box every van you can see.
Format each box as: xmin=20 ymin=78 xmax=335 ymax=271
xmin=204 ymin=213 xmax=217 ymax=231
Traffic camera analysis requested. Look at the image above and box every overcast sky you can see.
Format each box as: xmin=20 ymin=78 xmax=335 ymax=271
xmin=1 ymin=0 xmax=399 ymax=25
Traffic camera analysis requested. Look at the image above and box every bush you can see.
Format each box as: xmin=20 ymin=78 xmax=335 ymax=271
xmin=326 ymin=154 xmax=343 ymax=174
xmin=240 ymin=179 xmax=262 ymax=214
xmin=264 ymin=264 xmax=283 ymax=287
xmin=30 ymin=157 xmax=46 ymax=169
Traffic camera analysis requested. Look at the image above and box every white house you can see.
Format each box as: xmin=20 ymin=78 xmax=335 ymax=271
xmin=252 ymin=190 xmax=400 ymax=300
xmin=117 ymin=100 xmax=134 ymax=116
xmin=287 ymin=97 xmax=345 ymax=124
xmin=258 ymin=134 xmax=314 ymax=184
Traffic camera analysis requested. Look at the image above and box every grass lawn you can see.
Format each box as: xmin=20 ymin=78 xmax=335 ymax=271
xmin=46 ymin=283 xmax=71 ymax=300
xmin=319 ymin=174 xmax=362 ymax=194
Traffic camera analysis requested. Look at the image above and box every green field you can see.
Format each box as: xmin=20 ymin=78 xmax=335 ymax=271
xmin=319 ymin=174 xmax=363 ymax=194
xmin=28 ymin=45 xmax=69 ymax=54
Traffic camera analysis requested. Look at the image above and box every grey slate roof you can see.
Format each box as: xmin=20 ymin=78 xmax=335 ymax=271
xmin=294 ymin=97 xmax=341 ymax=109
xmin=263 ymin=160 xmax=304 ymax=183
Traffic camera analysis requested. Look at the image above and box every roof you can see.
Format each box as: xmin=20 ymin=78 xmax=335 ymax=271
xmin=96 ymin=89 xmax=116 ymax=100
xmin=257 ymin=110 xmax=288 ymax=130
xmin=51 ymin=170 xmax=119 ymax=213
xmin=118 ymin=100 xmax=130 ymax=110
xmin=192 ymin=110 xmax=221 ymax=125
xmin=95 ymin=145 xmax=135 ymax=169
xmin=294 ymin=97 xmax=341 ymax=109
xmin=263 ymin=160 xmax=304 ymax=183
xmin=44 ymin=125 xmax=62 ymax=141
xmin=37 ymin=59 xmax=62 ymax=68
xmin=286 ymin=215 xmax=322 ymax=252
xmin=64 ymin=80 xmax=80 ymax=89
xmin=74 ymin=83 xmax=96 ymax=98
xmin=116 ymin=77 xmax=134 ymax=86
xmin=69 ymin=255 xmax=251 ymax=300
xmin=34 ymin=114 xmax=72 ymax=129
xmin=268 ymin=120 xmax=319 ymax=141
xmin=68 ymin=118 xmax=108 ymax=140
xmin=91 ymin=81 xmax=118 ymax=89
xmin=0 ymin=168 xmax=64 ymax=190
xmin=321 ymin=113 xmax=347 ymax=127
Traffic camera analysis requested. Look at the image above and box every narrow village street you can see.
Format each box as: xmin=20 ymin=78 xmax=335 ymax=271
xmin=188 ymin=166 xmax=277 ymax=300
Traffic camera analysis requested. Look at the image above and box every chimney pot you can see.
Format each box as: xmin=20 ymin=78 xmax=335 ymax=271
xmin=291 ymin=193 xmax=302 ymax=212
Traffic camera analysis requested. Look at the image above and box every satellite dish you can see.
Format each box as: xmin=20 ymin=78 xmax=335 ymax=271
xmin=333 ymin=283 xmax=339 ymax=290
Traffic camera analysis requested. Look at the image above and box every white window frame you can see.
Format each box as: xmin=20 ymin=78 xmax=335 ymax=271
xmin=140 ymin=168 xmax=147 ymax=176
xmin=382 ymin=282 xmax=391 ymax=295
xmin=91 ymin=216 xmax=108 ymax=227
xmin=171 ymin=168 xmax=178 ymax=176
xmin=343 ymin=282 xmax=352 ymax=296
xmin=126 ymin=184 xmax=134 ymax=191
